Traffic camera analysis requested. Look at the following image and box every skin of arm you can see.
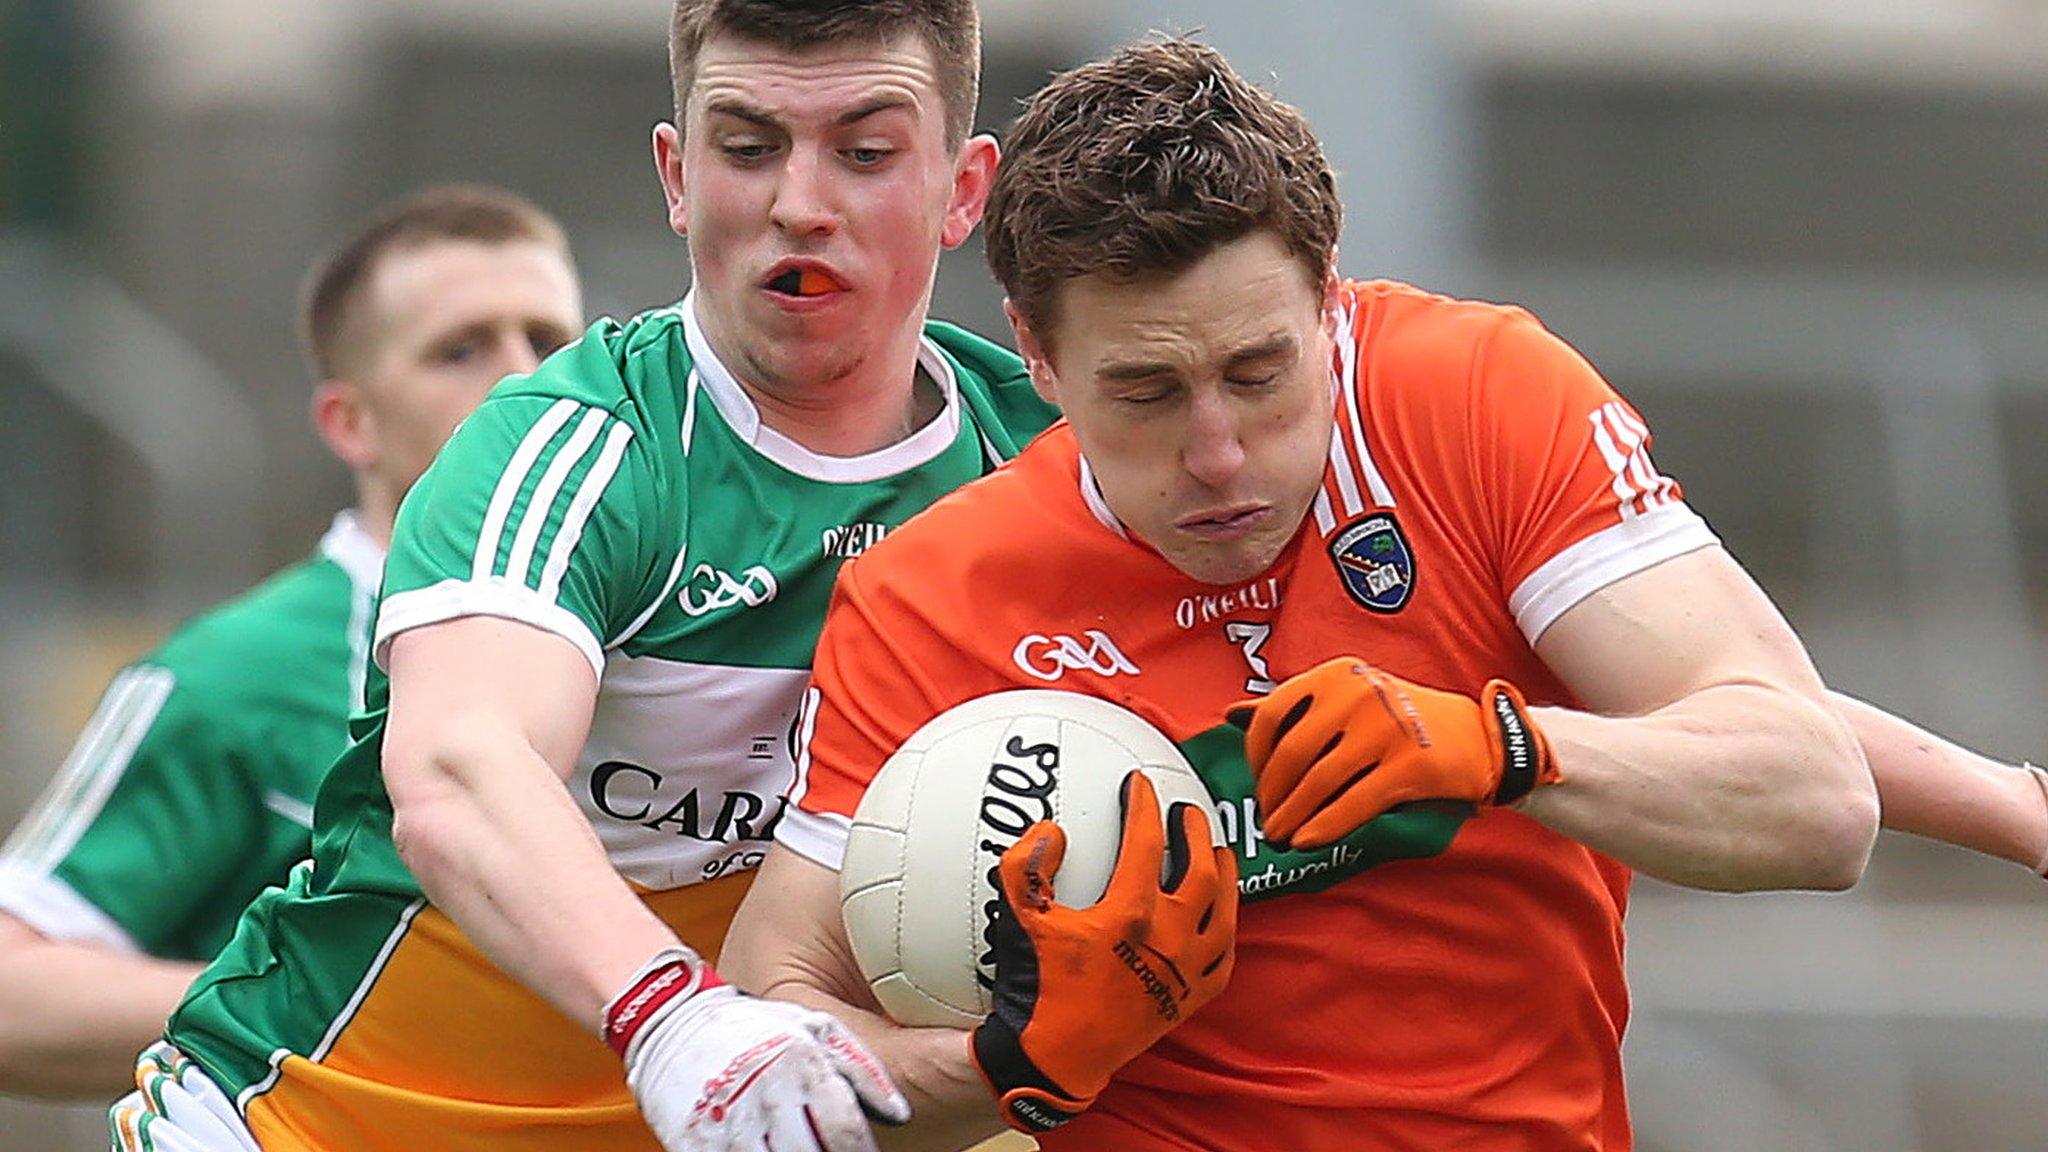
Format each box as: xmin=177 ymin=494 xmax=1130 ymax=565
xmin=1521 ymin=546 xmax=1879 ymax=892
xmin=0 ymin=911 xmax=200 ymax=1098
xmin=382 ymin=615 xmax=687 ymax=1030
xmin=722 ymin=845 xmax=1006 ymax=1152
xmin=1833 ymin=691 xmax=2048 ymax=872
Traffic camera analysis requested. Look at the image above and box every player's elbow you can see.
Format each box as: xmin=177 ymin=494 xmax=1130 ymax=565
xmin=383 ymin=722 xmax=502 ymax=884
xmin=1776 ymin=697 xmax=1879 ymax=892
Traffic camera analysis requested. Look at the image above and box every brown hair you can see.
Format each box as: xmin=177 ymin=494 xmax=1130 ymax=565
xmin=985 ymin=37 xmax=1343 ymax=338
xmin=300 ymin=184 xmax=572 ymax=379
xmin=669 ymin=0 xmax=981 ymax=149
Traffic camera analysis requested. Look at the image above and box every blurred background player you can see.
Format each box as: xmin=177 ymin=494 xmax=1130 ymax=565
xmin=723 ymin=36 xmax=1881 ymax=1151
xmin=115 ymin=3 xmax=1057 ymax=1151
xmin=0 ymin=183 xmax=584 ymax=1100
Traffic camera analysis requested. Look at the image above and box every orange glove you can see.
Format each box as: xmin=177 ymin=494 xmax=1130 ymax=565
xmin=971 ymin=772 xmax=1238 ymax=1134
xmin=1228 ymin=658 xmax=1559 ymax=851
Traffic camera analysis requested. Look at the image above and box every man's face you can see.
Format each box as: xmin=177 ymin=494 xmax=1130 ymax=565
xmin=351 ymin=238 xmax=583 ymax=494
xmin=656 ymin=31 xmax=990 ymax=393
xmin=1019 ymin=231 xmax=1336 ymax=586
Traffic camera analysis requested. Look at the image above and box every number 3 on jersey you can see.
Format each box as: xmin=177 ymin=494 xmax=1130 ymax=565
xmin=1225 ymin=622 xmax=1276 ymax=695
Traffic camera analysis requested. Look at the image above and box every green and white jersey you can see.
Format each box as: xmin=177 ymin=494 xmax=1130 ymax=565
xmin=0 ymin=513 xmax=380 ymax=960
xmin=163 ymin=301 xmax=1057 ymax=1147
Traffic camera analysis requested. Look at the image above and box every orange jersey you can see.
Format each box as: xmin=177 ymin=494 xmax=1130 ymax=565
xmin=782 ymin=280 xmax=1719 ymax=1151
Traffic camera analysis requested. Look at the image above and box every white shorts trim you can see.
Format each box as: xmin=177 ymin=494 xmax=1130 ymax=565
xmin=110 ymin=1043 xmax=259 ymax=1152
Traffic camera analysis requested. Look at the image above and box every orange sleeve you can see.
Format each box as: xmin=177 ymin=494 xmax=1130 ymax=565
xmin=1462 ymin=309 xmax=1718 ymax=642
xmin=777 ymin=554 xmax=970 ymax=869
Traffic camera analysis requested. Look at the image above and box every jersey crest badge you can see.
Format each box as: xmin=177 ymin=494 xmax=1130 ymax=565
xmin=1330 ymin=513 xmax=1415 ymax=613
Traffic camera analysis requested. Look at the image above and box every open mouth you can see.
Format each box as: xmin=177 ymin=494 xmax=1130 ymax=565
xmin=765 ymin=266 xmax=846 ymax=298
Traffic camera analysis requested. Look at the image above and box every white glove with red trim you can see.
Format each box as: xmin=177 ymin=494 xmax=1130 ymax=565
xmin=604 ymin=947 xmax=910 ymax=1152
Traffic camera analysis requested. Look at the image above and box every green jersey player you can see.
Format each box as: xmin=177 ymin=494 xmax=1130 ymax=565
xmin=0 ymin=185 xmax=584 ymax=1100
xmin=123 ymin=4 xmax=1055 ymax=1152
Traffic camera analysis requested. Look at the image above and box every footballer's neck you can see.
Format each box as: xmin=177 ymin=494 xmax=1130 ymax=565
xmin=350 ymin=477 xmax=400 ymax=550
xmin=729 ymin=320 xmax=942 ymax=458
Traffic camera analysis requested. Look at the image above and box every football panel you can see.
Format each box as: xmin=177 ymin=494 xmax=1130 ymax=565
xmin=870 ymin=970 xmax=980 ymax=1030
xmin=840 ymin=877 xmax=907 ymax=988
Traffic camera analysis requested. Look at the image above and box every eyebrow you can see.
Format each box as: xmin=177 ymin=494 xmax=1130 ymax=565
xmin=1096 ymin=332 xmax=1300 ymax=382
xmin=701 ymin=93 xmax=915 ymax=131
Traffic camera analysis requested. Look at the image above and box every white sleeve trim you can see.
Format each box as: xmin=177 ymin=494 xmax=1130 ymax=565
xmin=775 ymin=806 xmax=853 ymax=872
xmin=0 ymin=866 xmax=142 ymax=953
xmin=1508 ymin=503 xmax=1720 ymax=645
xmin=373 ymin=578 xmax=606 ymax=680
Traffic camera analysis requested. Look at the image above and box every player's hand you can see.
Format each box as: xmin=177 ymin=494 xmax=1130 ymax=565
xmin=1227 ymin=658 xmax=1559 ymax=851
xmin=605 ymin=948 xmax=909 ymax=1152
xmin=972 ymin=772 xmax=1238 ymax=1134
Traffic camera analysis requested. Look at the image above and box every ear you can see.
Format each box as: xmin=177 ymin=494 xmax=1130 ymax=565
xmin=1004 ymin=299 xmax=1060 ymax=408
xmin=311 ymin=379 xmax=378 ymax=472
xmin=940 ymin=133 xmax=1000 ymax=250
xmin=652 ymin=122 xmax=690 ymax=239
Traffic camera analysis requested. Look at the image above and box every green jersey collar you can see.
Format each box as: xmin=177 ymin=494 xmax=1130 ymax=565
xmin=680 ymin=292 xmax=965 ymax=484
xmin=318 ymin=510 xmax=387 ymax=595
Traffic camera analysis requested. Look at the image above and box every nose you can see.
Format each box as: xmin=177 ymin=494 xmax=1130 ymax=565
xmin=1182 ymin=390 xmax=1246 ymax=490
xmin=486 ymin=329 xmax=544 ymax=379
xmin=769 ymin=146 xmax=840 ymax=239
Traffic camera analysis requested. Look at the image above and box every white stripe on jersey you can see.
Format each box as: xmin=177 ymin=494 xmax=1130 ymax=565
xmin=542 ymin=420 xmax=636 ymax=602
xmin=345 ymin=579 xmax=374 ymax=717
xmin=262 ymin=789 xmax=315 ymax=830
xmin=1588 ymin=402 xmax=1676 ymax=521
xmin=1334 ymin=319 xmax=1397 ymax=508
xmin=304 ymin=896 xmax=429 ymax=1067
xmin=504 ymin=407 xmax=611 ymax=587
xmin=1312 ymin=488 xmax=1337 ymax=536
xmin=473 ymin=398 xmax=580 ymax=582
xmin=1611 ymin=404 xmax=1676 ymax=513
xmin=1 ymin=670 xmax=143 ymax=863
xmin=4 ymin=666 xmax=175 ymax=873
xmin=1327 ymin=424 xmax=1367 ymax=518
xmin=609 ymin=544 xmax=691 ymax=650
xmin=1078 ymin=458 xmax=1129 ymax=539
xmin=681 ymin=370 xmax=701 ymax=454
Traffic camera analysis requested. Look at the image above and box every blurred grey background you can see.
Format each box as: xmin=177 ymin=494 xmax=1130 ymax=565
xmin=5 ymin=1 xmax=2048 ymax=1148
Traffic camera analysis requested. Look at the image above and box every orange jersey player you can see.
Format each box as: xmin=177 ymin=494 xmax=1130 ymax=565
xmin=721 ymin=38 xmax=1878 ymax=1152
xmin=785 ymin=278 xmax=1673 ymax=1148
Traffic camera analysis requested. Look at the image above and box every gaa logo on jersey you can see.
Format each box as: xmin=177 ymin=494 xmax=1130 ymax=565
xmin=1330 ymin=513 xmax=1415 ymax=613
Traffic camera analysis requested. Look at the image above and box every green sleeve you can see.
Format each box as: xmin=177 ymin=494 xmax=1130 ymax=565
xmin=373 ymin=389 xmax=667 ymax=678
xmin=0 ymin=664 xmax=276 ymax=958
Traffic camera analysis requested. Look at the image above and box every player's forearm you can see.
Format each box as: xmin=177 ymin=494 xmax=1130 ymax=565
xmin=1833 ymin=691 xmax=2048 ymax=870
xmin=758 ymin=980 xmax=1004 ymax=1152
xmin=0 ymin=935 xmax=199 ymax=1098
xmin=1522 ymin=681 xmax=1878 ymax=891
xmin=387 ymin=736 xmax=678 ymax=1030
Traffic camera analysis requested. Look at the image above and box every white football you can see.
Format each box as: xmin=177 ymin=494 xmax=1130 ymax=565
xmin=839 ymin=689 xmax=1220 ymax=1029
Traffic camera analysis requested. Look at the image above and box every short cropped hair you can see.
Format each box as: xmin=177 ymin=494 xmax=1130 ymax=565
xmin=669 ymin=0 xmax=981 ymax=149
xmin=300 ymin=185 xmax=571 ymax=380
xmin=985 ymin=38 xmax=1343 ymax=338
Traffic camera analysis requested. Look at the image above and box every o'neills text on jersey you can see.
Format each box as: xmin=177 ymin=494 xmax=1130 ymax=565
xmin=821 ymin=522 xmax=889 ymax=558
xmin=1175 ymin=577 xmax=1283 ymax=630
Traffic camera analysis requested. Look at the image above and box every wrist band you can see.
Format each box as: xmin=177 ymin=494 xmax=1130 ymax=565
xmin=2023 ymin=761 xmax=2048 ymax=877
xmin=601 ymin=946 xmax=723 ymax=1059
